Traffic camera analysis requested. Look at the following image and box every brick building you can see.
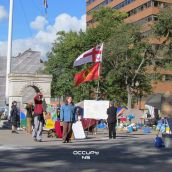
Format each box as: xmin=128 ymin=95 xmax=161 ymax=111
xmin=86 ymin=0 xmax=172 ymax=28
xmin=86 ymin=0 xmax=172 ymax=107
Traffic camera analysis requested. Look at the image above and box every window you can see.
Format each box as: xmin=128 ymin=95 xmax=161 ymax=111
xmin=164 ymin=75 xmax=172 ymax=81
xmin=135 ymin=15 xmax=155 ymax=25
xmin=113 ymin=0 xmax=136 ymax=10
xmin=127 ymin=1 xmax=154 ymax=17
xmin=148 ymin=16 xmax=153 ymax=22
xmin=141 ymin=30 xmax=153 ymax=38
xmin=87 ymin=0 xmax=96 ymax=6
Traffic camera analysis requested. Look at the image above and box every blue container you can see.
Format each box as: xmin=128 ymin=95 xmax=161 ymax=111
xmin=127 ymin=126 xmax=133 ymax=133
xmin=136 ymin=124 xmax=142 ymax=129
xmin=154 ymin=136 xmax=164 ymax=148
xmin=142 ymin=127 xmax=152 ymax=134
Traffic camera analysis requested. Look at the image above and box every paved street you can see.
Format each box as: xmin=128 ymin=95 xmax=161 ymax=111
xmin=0 ymin=128 xmax=172 ymax=172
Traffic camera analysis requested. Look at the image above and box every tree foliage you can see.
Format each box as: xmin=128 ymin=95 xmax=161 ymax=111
xmin=154 ymin=6 xmax=172 ymax=38
xmin=150 ymin=6 xmax=172 ymax=69
xmin=45 ymin=7 xmax=152 ymax=104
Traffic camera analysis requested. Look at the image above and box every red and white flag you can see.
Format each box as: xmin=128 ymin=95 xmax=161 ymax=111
xmin=73 ymin=43 xmax=103 ymax=67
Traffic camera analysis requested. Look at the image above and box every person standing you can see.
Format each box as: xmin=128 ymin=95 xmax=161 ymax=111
xmin=107 ymin=101 xmax=117 ymax=139
xmin=25 ymin=102 xmax=34 ymax=134
xmin=32 ymin=92 xmax=44 ymax=142
xmin=60 ymin=96 xmax=76 ymax=143
xmin=10 ymin=101 xmax=20 ymax=134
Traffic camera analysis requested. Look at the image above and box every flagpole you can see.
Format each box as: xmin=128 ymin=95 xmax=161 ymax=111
xmin=96 ymin=62 xmax=101 ymax=100
xmin=96 ymin=79 xmax=100 ymax=100
xmin=95 ymin=43 xmax=103 ymax=101
xmin=5 ymin=0 xmax=14 ymax=108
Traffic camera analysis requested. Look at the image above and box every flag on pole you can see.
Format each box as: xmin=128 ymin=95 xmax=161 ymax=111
xmin=44 ymin=0 xmax=48 ymax=15
xmin=74 ymin=62 xmax=100 ymax=86
xmin=73 ymin=43 xmax=103 ymax=67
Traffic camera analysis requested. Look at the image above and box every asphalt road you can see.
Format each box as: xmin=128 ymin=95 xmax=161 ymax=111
xmin=0 ymin=129 xmax=172 ymax=172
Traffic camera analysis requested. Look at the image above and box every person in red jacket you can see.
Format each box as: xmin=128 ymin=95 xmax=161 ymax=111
xmin=32 ymin=92 xmax=44 ymax=142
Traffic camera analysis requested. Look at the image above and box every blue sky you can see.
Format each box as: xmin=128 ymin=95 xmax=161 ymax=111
xmin=0 ymin=0 xmax=86 ymax=57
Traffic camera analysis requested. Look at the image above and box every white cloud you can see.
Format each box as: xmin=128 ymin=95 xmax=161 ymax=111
xmin=0 ymin=13 xmax=86 ymax=59
xmin=0 ymin=6 xmax=8 ymax=22
xmin=52 ymin=13 xmax=86 ymax=32
xmin=30 ymin=16 xmax=48 ymax=30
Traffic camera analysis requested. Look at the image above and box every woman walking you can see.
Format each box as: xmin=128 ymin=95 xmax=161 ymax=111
xmin=60 ymin=96 xmax=76 ymax=143
xmin=10 ymin=101 xmax=20 ymax=134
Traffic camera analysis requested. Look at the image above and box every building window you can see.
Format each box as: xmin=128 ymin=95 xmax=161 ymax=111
xmin=87 ymin=0 xmax=96 ymax=6
xmin=134 ymin=15 xmax=157 ymax=25
xmin=128 ymin=1 xmax=153 ymax=17
xmin=154 ymin=1 xmax=166 ymax=8
xmin=164 ymin=75 xmax=172 ymax=81
xmin=87 ymin=0 xmax=114 ymax=7
xmin=114 ymin=0 xmax=136 ymax=10
xmin=141 ymin=30 xmax=153 ymax=38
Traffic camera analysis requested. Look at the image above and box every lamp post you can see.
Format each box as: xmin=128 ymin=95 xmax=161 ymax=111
xmin=135 ymin=81 xmax=139 ymax=107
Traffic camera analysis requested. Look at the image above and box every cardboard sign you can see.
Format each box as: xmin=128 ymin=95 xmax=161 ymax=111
xmin=72 ymin=121 xmax=86 ymax=139
xmin=83 ymin=100 xmax=109 ymax=119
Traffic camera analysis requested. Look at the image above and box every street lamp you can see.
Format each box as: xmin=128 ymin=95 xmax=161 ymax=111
xmin=135 ymin=81 xmax=139 ymax=107
xmin=135 ymin=81 xmax=139 ymax=87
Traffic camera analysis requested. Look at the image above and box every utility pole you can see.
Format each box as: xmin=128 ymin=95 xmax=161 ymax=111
xmin=127 ymin=85 xmax=132 ymax=109
xmin=5 ymin=0 xmax=13 ymax=108
xmin=125 ymin=50 xmax=132 ymax=109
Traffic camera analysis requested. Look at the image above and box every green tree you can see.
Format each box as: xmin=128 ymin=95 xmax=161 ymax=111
xmin=154 ymin=6 xmax=172 ymax=39
xmin=85 ymin=7 xmax=128 ymax=46
xmin=45 ymin=7 xmax=152 ymax=106
xmin=149 ymin=6 xmax=172 ymax=69
xmin=45 ymin=8 xmax=129 ymax=102
xmin=103 ymin=23 xmax=152 ymax=107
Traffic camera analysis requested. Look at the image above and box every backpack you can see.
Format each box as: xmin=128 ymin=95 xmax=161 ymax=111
xmin=154 ymin=136 xmax=164 ymax=148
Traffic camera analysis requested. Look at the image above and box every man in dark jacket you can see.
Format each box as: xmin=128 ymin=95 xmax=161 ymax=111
xmin=107 ymin=101 xmax=117 ymax=139
xmin=32 ymin=92 xmax=44 ymax=142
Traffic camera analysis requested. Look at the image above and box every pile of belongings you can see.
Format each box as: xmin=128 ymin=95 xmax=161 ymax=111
xmin=127 ymin=114 xmax=135 ymax=121
xmin=156 ymin=119 xmax=171 ymax=134
xmin=142 ymin=127 xmax=152 ymax=134
xmin=117 ymin=122 xmax=143 ymax=133
xmin=96 ymin=120 xmax=107 ymax=129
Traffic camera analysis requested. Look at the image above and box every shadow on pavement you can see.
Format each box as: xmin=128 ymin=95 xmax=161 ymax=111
xmin=0 ymin=137 xmax=172 ymax=172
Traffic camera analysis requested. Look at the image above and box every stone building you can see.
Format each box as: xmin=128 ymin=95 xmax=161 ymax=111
xmin=0 ymin=49 xmax=52 ymax=108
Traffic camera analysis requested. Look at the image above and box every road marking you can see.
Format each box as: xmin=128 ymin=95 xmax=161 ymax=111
xmin=0 ymin=145 xmax=33 ymax=150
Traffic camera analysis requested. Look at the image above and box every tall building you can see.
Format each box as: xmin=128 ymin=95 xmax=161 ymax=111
xmin=86 ymin=0 xmax=172 ymax=107
xmin=86 ymin=0 xmax=172 ymax=35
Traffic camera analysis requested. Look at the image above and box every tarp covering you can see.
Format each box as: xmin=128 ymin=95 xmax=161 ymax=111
xmin=145 ymin=93 xmax=163 ymax=110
